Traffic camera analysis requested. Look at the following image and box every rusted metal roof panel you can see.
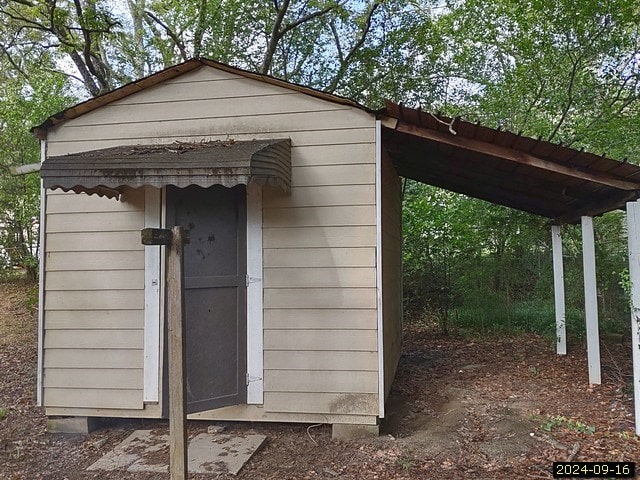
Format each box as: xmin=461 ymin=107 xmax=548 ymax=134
xmin=40 ymin=139 xmax=291 ymax=195
xmin=381 ymin=101 xmax=640 ymax=224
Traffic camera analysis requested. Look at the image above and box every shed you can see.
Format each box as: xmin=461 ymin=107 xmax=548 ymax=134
xmin=34 ymin=58 xmax=640 ymax=436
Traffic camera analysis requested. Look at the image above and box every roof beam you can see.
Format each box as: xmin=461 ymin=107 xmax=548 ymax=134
xmin=393 ymin=122 xmax=640 ymax=191
xmin=384 ymin=137 xmax=597 ymax=206
xmin=556 ymin=190 xmax=639 ymax=224
xmin=394 ymin=156 xmax=564 ymax=216
xmin=399 ymin=165 xmax=559 ymax=218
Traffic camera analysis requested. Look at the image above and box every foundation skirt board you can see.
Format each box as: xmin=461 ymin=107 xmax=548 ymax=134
xmin=332 ymin=423 xmax=379 ymax=440
xmin=46 ymin=416 xmax=99 ymax=434
xmin=87 ymin=429 xmax=266 ymax=475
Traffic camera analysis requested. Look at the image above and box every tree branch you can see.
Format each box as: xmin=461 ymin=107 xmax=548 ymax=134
xmin=279 ymin=4 xmax=335 ymax=37
xmin=6 ymin=0 xmax=37 ymax=7
xmin=144 ymin=10 xmax=188 ymax=61
xmin=329 ymin=19 xmax=344 ymax=63
xmin=0 ymin=44 xmax=29 ymax=79
xmin=193 ymin=0 xmax=208 ymax=58
xmin=260 ymin=0 xmax=291 ymax=74
xmin=326 ymin=1 xmax=380 ymax=93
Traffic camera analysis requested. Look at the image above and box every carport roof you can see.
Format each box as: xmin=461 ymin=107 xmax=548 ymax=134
xmin=380 ymin=101 xmax=640 ymax=224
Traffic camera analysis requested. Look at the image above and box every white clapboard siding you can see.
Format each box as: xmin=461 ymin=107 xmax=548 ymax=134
xmin=263 ymin=267 xmax=376 ymax=288
xmin=288 ymin=144 xmax=375 ymax=167
xmin=45 ymin=290 xmax=144 ymax=310
xmin=264 ymin=309 xmax=377 ymax=330
xmin=44 ymin=330 xmax=143 ymax=349
xmin=46 ymin=271 xmax=144 ymax=291
xmin=118 ymin=76 xmax=296 ymax=104
xmin=44 ymin=388 xmax=142 ymax=410
xmin=46 ymin=232 xmax=143 ymax=252
xmin=44 ymin=368 xmax=143 ymax=389
xmin=69 ymin=95 xmax=353 ymax=127
xmin=264 ymin=370 xmax=378 ymax=393
xmin=263 ymin=206 xmax=375 ymax=228
xmin=44 ymin=64 xmax=378 ymax=418
xmin=44 ymin=349 xmax=143 ymax=369
xmin=45 ymin=310 xmax=143 ymax=330
xmin=47 ymin=127 xmax=375 ymax=156
xmin=264 ymin=330 xmax=377 ymax=351
xmin=46 ymin=211 xmax=143 ymax=233
xmin=264 ymin=288 xmax=376 ymax=309
xmin=263 ymin=226 xmax=376 ymax=249
xmin=263 ymin=248 xmax=375 ymax=268
xmin=293 ymin=164 xmax=375 ymax=187
xmin=264 ymin=185 xmax=376 ymax=208
xmin=264 ymin=351 xmax=377 ymax=371
xmin=49 ymin=108 xmax=373 ymax=143
xmin=45 ymin=251 xmax=144 ymax=271
xmin=264 ymin=392 xmax=378 ymax=415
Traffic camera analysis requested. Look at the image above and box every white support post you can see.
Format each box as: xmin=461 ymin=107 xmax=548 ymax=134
xmin=143 ymin=187 xmax=162 ymax=403
xmin=625 ymin=201 xmax=640 ymax=436
xmin=552 ymin=225 xmax=567 ymax=355
xmin=581 ymin=216 xmax=601 ymax=385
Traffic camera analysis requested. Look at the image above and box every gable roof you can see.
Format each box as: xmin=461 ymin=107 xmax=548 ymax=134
xmin=31 ymin=57 xmax=370 ymax=139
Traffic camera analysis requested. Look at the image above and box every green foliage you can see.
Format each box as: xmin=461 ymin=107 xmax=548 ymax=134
xmin=540 ymin=415 xmax=596 ymax=434
xmin=0 ymin=58 xmax=75 ymax=279
xmin=25 ymin=285 xmax=39 ymax=313
xmin=0 ymin=407 xmax=7 ymax=420
xmin=396 ymin=455 xmax=416 ymax=471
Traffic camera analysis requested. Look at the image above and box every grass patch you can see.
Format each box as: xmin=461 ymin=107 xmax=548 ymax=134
xmin=0 ymin=407 xmax=8 ymax=420
xmin=448 ymin=299 xmax=587 ymax=339
xmin=540 ymin=415 xmax=595 ymax=434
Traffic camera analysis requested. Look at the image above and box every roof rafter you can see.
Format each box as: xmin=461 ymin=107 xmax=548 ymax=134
xmin=395 ymin=121 xmax=640 ymax=191
xmin=556 ymin=190 xmax=640 ymax=224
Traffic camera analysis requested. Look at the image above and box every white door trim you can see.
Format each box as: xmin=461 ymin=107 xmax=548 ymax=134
xmin=143 ymin=186 xmax=162 ymax=403
xmin=246 ymin=182 xmax=264 ymax=404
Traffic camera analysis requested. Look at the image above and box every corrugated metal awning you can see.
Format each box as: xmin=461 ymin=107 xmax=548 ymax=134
xmin=40 ymin=139 xmax=291 ymax=198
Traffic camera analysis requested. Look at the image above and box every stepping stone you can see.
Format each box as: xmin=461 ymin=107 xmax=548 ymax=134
xmin=87 ymin=429 xmax=266 ymax=475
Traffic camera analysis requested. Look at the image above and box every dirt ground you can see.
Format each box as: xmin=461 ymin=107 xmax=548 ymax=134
xmin=1 ymin=280 xmax=638 ymax=479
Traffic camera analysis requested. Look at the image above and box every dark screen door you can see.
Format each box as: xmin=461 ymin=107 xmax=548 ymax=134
xmin=167 ymin=185 xmax=247 ymax=414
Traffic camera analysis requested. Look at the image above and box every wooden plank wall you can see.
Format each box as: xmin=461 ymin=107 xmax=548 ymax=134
xmin=381 ymin=151 xmax=403 ymax=399
xmin=45 ymin=66 xmax=379 ymax=418
xmin=43 ymin=187 xmax=145 ymax=410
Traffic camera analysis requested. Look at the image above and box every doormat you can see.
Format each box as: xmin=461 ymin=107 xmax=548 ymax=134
xmin=87 ymin=429 xmax=266 ymax=475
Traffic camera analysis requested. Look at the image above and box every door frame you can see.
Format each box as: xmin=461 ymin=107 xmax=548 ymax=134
xmin=246 ymin=182 xmax=264 ymax=404
xmin=143 ymin=183 xmax=264 ymax=411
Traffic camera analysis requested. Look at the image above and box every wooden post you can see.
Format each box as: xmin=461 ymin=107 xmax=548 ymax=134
xmin=625 ymin=201 xmax=640 ymax=436
xmin=581 ymin=216 xmax=601 ymax=385
xmin=551 ymin=225 xmax=567 ymax=355
xmin=142 ymin=226 xmax=189 ymax=479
